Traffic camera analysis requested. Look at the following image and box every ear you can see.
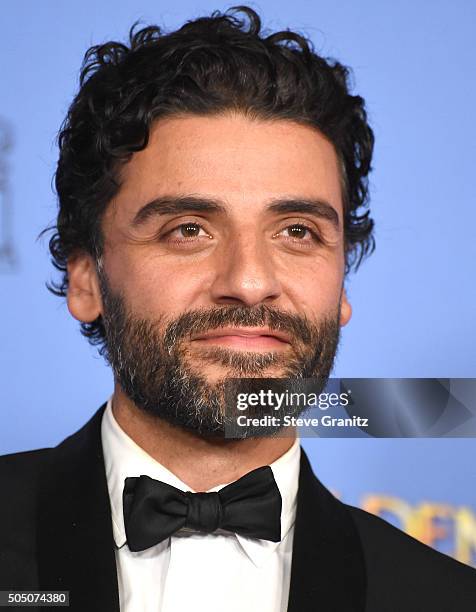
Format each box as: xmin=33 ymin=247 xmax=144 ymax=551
xmin=339 ymin=288 xmax=352 ymax=327
xmin=67 ymin=253 xmax=103 ymax=323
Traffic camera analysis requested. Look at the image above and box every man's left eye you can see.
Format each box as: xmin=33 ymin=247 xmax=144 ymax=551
xmin=279 ymin=224 xmax=318 ymax=241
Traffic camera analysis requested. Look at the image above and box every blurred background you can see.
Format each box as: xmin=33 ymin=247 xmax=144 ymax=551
xmin=0 ymin=0 xmax=475 ymax=565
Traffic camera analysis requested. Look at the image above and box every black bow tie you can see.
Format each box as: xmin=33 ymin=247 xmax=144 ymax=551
xmin=122 ymin=466 xmax=282 ymax=552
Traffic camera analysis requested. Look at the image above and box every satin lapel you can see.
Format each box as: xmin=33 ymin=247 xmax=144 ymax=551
xmin=36 ymin=404 xmax=120 ymax=612
xmin=287 ymin=450 xmax=366 ymax=612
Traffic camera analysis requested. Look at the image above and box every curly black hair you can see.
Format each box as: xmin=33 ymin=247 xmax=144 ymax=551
xmin=41 ymin=5 xmax=375 ymax=348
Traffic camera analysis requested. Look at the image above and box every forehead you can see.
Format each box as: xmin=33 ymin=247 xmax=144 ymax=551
xmin=112 ymin=112 xmax=343 ymax=220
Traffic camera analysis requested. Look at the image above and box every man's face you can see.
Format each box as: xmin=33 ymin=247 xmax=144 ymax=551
xmin=73 ymin=112 xmax=351 ymax=435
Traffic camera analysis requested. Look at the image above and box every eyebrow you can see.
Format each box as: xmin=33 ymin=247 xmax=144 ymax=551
xmin=131 ymin=196 xmax=227 ymax=227
xmin=131 ymin=195 xmax=340 ymax=228
xmin=267 ymin=198 xmax=340 ymax=228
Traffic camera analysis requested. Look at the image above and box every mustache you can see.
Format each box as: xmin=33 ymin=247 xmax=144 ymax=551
xmin=162 ymin=304 xmax=314 ymax=352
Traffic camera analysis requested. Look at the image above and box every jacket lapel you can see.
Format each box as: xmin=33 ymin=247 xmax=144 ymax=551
xmin=287 ymin=450 xmax=366 ymax=612
xmin=36 ymin=404 xmax=120 ymax=612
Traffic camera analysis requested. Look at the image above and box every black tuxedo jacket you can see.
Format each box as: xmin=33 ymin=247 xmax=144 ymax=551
xmin=1 ymin=403 xmax=476 ymax=611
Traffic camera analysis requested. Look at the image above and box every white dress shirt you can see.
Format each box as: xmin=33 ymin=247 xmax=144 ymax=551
xmin=101 ymin=396 xmax=301 ymax=612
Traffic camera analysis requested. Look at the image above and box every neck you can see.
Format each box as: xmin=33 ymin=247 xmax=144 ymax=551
xmin=111 ymin=385 xmax=296 ymax=491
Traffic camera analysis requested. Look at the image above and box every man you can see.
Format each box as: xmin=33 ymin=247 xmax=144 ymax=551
xmin=1 ymin=6 xmax=475 ymax=611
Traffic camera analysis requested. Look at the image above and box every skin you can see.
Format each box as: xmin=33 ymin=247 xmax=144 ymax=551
xmin=66 ymin=112 xmax=351 ymax=491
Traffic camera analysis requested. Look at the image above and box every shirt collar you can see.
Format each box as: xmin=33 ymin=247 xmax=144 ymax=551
xmin=101 ymin=395 xmax=300 ymax=567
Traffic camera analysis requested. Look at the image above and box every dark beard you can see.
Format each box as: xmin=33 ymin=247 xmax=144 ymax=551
xmin=98 ymin=268 xmax=341 ymax=438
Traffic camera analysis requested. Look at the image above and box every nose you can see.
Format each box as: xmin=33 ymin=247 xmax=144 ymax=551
xmin=209 ymin=233 xmax=282 ymax=306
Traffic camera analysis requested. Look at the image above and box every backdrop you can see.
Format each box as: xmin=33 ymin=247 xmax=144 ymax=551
xmin=0 ymin=0 xmax=475 ymax=566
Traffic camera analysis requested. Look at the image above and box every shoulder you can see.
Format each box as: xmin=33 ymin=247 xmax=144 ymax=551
xmin=0 ymin=448 xmax=52 ymax=588
xmin=346 ymin=504 xmax=476 ymax=610
xmin=0 ymin=447 xmax=53 ymax=532
xmin=0 ymin=447 xmax=51 ymax=489
xmin=0 ymin=447 xmax=52 ymax=527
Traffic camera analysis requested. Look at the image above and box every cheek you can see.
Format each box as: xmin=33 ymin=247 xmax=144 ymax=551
xmin=116 ymin=256 xmax=207 ymax=320
xmin=278 ymin=254 xmax=344 ymax=315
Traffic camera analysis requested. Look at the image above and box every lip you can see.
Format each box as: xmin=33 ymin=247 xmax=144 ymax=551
xmin=191 ymin=327 xmax=292 ymax=346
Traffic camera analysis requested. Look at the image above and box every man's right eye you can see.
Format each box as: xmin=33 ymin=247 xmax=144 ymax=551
xmin=163 ymin=222 xmax=212 ymax=243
